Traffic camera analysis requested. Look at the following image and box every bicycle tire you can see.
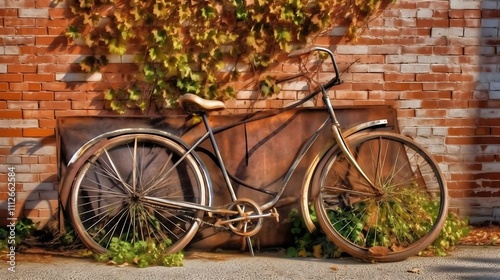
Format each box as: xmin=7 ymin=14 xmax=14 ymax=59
xmin=313 ymin=131 xmax=448 ymax=262
xmin=69 ymin=133 xmax=208 ymax=254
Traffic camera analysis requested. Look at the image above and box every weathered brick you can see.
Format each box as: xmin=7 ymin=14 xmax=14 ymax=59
xmin=18 ymin=8 xmax=49 ymax=18
xmin=39 ymin=101 xmax=71 ymax=110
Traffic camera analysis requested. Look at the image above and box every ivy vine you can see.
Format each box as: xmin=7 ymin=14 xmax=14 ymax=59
xmin=62 ymin=0 xmax=393 ymax=113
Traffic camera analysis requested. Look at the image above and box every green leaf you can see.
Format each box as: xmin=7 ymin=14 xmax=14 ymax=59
xmin=65 ymin=25 xmax=80 ymax=39
xmin=104 ymin=89 xmax=114 ymax=100
xmin=108 ymin=39 xmax=127 ymax=55
xmin=128 ymin=87 xmax=141 ymax=101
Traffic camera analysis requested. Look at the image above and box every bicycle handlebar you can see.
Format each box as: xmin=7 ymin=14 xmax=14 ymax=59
xmin=288 ymin=46 xmax=342 ymax=89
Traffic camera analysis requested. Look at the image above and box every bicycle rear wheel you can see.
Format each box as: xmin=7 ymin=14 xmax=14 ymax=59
xmin=69 ymin=133 xmax=208 ymax=254
xmin=313 ymin=131 xmax=448 ymax=262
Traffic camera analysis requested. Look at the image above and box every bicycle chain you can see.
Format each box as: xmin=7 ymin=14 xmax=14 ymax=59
xmin=147 ymin=201 xmax=232 ymax=231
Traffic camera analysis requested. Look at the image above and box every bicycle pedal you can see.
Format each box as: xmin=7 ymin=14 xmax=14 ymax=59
xmin=270 ymin=208 xmax=280 ymax=222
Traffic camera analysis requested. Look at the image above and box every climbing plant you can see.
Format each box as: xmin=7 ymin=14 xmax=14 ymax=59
xmin=62 ymin=0 xmax=394 ymax=113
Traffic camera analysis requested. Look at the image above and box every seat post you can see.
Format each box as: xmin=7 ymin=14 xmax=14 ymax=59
xmin=201 ymin=114 xmax=238 ymax=202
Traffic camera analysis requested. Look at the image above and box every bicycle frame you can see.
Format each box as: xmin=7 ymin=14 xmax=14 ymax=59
xmin=61 ymin=46 xmax=389 ymax=231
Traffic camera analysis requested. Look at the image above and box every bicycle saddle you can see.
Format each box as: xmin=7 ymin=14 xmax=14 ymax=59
xmin=178 ymin=93 xmax=226 ymax=113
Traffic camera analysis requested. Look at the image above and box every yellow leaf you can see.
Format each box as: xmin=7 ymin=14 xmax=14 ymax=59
xmin=313 ymin=244 xmax=323 ymax=258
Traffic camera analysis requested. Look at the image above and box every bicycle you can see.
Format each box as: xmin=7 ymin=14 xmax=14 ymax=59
xmin=61 ymin=46 xmax=448 ymax=262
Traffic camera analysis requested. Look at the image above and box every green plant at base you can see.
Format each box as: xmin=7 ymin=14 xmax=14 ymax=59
xmin=94 ymin=237 xmax=184 ymax=268
xmin=287 ymin=196 xmax=469 ymax=259
xmin=0 ymin=217 xmax=38 ymax=250
xmin=420 ymin=212 xmax=469 ymax=257
xmin=286 ymin=207 xmax=342 ymax=258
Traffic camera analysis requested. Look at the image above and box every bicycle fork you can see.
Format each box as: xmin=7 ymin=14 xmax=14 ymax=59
xmin=321 ymin=88 xmax=381 ymax=194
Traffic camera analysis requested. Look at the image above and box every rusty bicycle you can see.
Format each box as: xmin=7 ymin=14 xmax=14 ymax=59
xmin=61 ymin=46 xmax=448 ymax=262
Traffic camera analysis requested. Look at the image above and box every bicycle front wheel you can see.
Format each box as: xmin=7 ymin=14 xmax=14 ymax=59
xmin=313 ymin=131 xmax=448 ymax=262
xmin=69 ymin=133 xmax=208 ymax=254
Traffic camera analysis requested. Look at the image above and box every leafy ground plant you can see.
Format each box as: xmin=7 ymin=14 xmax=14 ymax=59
xmin=286 ymin=204 xmax=470 ymax=259
xmin=0 ymin=217 xmax=38 ymax=250
xmin=286 ymin=207 xmax=342 ymax=258
xmin=94 ymin=237 xmax=184 ymax=268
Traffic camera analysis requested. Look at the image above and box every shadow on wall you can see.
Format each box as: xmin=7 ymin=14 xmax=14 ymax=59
xmin=458 ymin=0 xmax=500 ymax=224
xmin=0 ymin=136 xmax=59 ymax=228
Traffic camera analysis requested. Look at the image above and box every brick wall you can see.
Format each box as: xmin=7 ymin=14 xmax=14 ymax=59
xmin=0 ymin=0 xmax=499 ymax=226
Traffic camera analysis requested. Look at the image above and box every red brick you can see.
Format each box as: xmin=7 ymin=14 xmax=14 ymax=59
xmin=17 ymin=27 xmax=47 ymax=35
xmin=474 ymin=127 xmax=491 ymax=136
xmin=42 ymin=82 xmax=79 ymax=91
xmin=402 ymin=46 xmax=433 ymax=54
xmin=8 ymin=64 xmax=38 ymax=73
xmin=438 ymin=99 xmax=469 ymax=108
xmin=35 ymin=36 xmax=67 ymax=46
xmin=417 ymin=19 xmax=449 ymax=28
xmin=22 ymin=157 xmax=38 ymax=164
xmin=0 ymin=24 xmax=18 ymax=34
xmin=433 ymin=46 xmax=463 ymax=55
xmin=35 ymin=0 xmax=54 ymax=8
xmin=0 ymin=128 xmax=22 ymax=137
xmin=449 ymin=74 xmax=474 ymax=82
xmin=2 ymin=36 xmax=35 ymax=45
xmin=48 ymin=27 xmax=67 ymax=35
xmin=36 ymin=18 xmax=70 ymax=27
xmin=24 ymin=209 xmax=40 ymax=218
xmin=9 ymin=83 xmax=29 ymax=91
xmin=0 ymin=92 xmax=21 ymax=100
xmin=3 ymin=18 xmax=36 ymax=26
xmin=0 ymin=74 xmax=23 ymax=82
xmin=23 ymin=110 xmax=55 ymax=119
xmin=39 ymin=119 xmax=56 ymax=128
xmin=416 ymin=73 xmax=449 ymax=82
xmin=464 ymin=18 xmax=481 ymax=27
xmin=384 ymin=73 xmax=415 ymax=82
xmin=28 ymin=83 xmax=42 ymax=91
xmin=450 ymin=19 xmax=465 ymax=27
xmin=71 ymin=100 xmax=105 ymax=110
xmin=0 ymin=9 xmax=18 ymax=17
xmin=482 ymin=10 xmax=500 ymax=18
xmin=7 ymin=101 xmax=39 ymax=109
xmin=431 ymin=64 xmax=461 ymax=73
xmin=55 ymin=92 xmax=87 ymax=101
xmin=49 ymin=8 xmax=74 ymax=18
xmin=23 ymin=92 xmax=55 ymax=101
xmin=23 ymin=128 xmax=55 ymax=137
xmin=384 ymin=82 xmax=422 ymax=91
xmin=351 ymin=83 xmax=384 ymax=91
xmin=24 ymin=74 xmax=54 ymax=82
xmin=448 ymin=127 xmax=475 ymax=136
xmin=449 ymin=10 xmax=464 ymax=18
xmin=477 ymin=119 xmax=500 ymax=127
xmin=415 ymin=109 xmax=447 ymax=117
xmin=39 ymin=101 xmax=71 ymax=110
xmin=445 ymin=119 xmax=476 ymax=127
xmin=0 ymin=110 xmax=22 ymax=119
xmin=0 ymin=83 xmax=8 ymax=91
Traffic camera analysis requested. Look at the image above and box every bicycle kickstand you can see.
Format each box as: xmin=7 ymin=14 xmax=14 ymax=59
xmin=246 ymin=236 xmax=255 ymax=257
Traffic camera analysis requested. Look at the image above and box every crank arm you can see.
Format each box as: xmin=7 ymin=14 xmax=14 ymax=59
xmin=216 ymin=210 xmax=280 ymax=226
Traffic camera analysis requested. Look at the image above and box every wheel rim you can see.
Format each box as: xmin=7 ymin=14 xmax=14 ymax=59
xmin=70 ymin=134 xmax=207 ymax=254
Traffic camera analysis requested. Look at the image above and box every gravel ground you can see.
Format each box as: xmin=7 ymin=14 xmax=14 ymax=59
xmin=1 ymin=246 xmax=499 ymax=280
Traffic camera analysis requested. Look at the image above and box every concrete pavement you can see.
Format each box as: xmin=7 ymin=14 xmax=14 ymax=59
xmin=1 ymin=245 xmax=499 ymax=280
